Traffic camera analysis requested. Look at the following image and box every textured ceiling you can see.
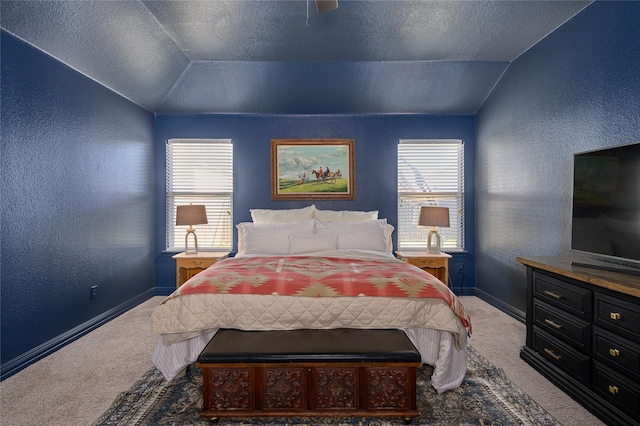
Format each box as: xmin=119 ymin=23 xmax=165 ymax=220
xmin=1 ymin=0 xmax=591 ymax=114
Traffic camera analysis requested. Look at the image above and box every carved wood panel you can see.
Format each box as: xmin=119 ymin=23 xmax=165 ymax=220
xmin=199 ymin=363 xmax=418 ymax=419
xmin=366 ymin=367 xmax=410 ymax=409
xmin=262 ymin=367 xmax=306 ymax=410
xmin=207 ymin=367 xmax=253 ymax=410
xmin=313 ymin=366 xmax=358 ymax=410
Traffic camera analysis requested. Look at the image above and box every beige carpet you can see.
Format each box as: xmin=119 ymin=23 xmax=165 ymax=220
xmin=0 ymin=296 xmax=604 ymax=426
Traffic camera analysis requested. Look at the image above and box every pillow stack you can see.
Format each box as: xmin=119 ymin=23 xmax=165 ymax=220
xmin=237 ymin=205 xmax=394 ymax=256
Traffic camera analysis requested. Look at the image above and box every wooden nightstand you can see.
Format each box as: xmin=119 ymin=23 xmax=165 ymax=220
xmin=395 ymin=251 xmax=452 ymax=287
xmin=172 ymin=252 xmax=229 ymax=288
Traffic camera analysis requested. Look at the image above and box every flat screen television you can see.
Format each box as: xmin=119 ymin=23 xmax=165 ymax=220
xmin=571 ymin=142 xmax=640 ymax=275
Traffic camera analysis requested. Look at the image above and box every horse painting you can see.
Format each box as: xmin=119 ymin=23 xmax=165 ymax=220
xmin=311 ymin=169 xmax=337 ymax=184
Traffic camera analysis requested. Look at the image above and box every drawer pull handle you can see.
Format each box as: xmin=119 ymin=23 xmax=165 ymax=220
xmin=544 ymin=290 xmax=563 ymax=299
xmin=543 ymin=348 xmax=562 ymax=361
xmin=608 ymin=385 xmax=619 ymax=395
xmin=544 ymin=319 xmax=563 ymax=330
xmin=609 ymin=348 xmax=620 ymax=357
xmin=610 ymin=312 xmax=621 ymax=320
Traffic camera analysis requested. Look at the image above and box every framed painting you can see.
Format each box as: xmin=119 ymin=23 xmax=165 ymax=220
xmin=271 ymin=139 xmax=355 ymax=200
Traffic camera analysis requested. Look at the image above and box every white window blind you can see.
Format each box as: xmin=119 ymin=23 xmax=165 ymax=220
xmin=166 ymin=139 xmax=233 ymax=251
xmin=397 ymin=140 xmax=464 ymax=251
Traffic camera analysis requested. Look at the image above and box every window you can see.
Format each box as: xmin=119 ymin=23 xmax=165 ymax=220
xmin=397 ymin=140 xmax=464 ymax=251
xmin=166 ymin=139 xmax=233 ymax=251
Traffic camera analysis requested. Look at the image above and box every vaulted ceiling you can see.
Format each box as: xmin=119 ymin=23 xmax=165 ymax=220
xmin=1 ymin=0 xmax=591 ymax=114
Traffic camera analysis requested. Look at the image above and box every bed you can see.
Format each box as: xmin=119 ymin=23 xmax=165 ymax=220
xmin=151 ymin=206 xmax=471 ymax=393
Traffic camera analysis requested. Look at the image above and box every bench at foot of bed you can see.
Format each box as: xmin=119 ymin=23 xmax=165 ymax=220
xmin=196 ymin=328 xmax=421 ymax=422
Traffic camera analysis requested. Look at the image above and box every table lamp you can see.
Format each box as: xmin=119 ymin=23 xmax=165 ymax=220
xmin=176 ymin=204 xmax=208 ymax=254
xmin=418 ymin=206 xmax=450 ymax=254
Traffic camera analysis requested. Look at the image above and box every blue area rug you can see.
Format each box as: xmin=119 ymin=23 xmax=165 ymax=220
xmin=94 ymin=346 xmax=559 ymax=425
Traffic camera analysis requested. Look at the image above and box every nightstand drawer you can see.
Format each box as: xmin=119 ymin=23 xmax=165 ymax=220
xmin=406 ymin=258 xmax=446 ymax=268
xmin=593 ymin=361 xmax=640 ymax=420
xmin=533 ymin=271 xmax=592 ymax=320
xmin=533 ymin=326 xmax=591 ymax=386
xmin=533 ymin=299 xmax=591 ymax=352
xmin=179 ymin=258 xmax=216 ymax=269
xmin=594 ymin=292 xmax=640 ymax=342
xmin=594 ymin=326 xmax=640 ymax=380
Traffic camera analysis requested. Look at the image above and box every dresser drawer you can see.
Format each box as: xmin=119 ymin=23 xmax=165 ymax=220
xmin=594 ymin=326 xmax=640 ymax=380
xmin=594 ymin=292 xmax=640 ymax=342
xmin=532 ymin=326 xmax=591 ymax=386
xmin=593 ymin=361 xmax=640 ymax=421
xmin=533 ymin=299 xmax=591 ymax=352
xmin=533 ymin=272 xmax=592 ymax=320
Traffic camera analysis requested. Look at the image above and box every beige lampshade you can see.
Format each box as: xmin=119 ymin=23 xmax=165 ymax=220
xmin=418 ymin=206 xmax=450 ymax=228
xmin=176 ymin=205 xmax=208 ymax=226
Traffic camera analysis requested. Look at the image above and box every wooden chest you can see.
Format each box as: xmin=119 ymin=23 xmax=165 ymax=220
xmin=196 ymin=328 xmax=421 ymax=421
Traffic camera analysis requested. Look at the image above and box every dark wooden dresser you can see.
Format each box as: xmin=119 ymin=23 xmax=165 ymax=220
xmin=517 ymin=257 xmax=640 ymax=426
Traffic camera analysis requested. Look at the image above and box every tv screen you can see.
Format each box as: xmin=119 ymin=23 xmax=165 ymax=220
xmin=571 ymin=142 xmax=640 ymax=264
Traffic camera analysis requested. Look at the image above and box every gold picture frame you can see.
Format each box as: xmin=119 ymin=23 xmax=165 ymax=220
xmin=271 ymin=139 xmax=355 ymax=200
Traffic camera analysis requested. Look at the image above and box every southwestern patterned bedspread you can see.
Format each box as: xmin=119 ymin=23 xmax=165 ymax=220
xmin=153 ymin=252 xmax=470 ymax=342
xmin=173 ymin=254 xmax=469 ymax=325
xmin=151 ymin=251 xmax=472 ymax=391
xmin=178 ymin=256 xmax=470 ymax=327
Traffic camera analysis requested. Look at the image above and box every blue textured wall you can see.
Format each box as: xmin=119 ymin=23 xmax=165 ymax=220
xmin=475 ymin=2 xmax=640 ymax=317
xmin=1 ymin=31 xmax=155 ymax=378
xmin=154 ymin=114 xmax=476 ymax=295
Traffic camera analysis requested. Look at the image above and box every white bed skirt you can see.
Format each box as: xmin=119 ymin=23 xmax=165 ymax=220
xmin=152 ymin=327 xmax=466 ymax=393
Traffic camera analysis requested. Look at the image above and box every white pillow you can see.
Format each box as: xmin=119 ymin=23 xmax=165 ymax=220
xmin=316 ymin=219 xmax=389 ymax=253
xmin=315 ymin=218 xmax=387 ymax=232
xmin=289 ymin=233 xmax=338 ymax=254
xmin=236 ymin=222 xmax=250 ymax=255
xmin=237 ymin=219 xmax=315 ymax=255
xmin=385 ymin=223 xmax=394 ymax=253
xmin=250 ymin=205 xmax=316 ymax=223
xmin=314 ymin=208 xmax=378 ymax=223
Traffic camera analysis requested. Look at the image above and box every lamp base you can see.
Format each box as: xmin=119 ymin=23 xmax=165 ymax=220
xmin=427 ymin=228 xmax=441 ymax=254
xmin=184 ymin=229 xmax=199 ymax=254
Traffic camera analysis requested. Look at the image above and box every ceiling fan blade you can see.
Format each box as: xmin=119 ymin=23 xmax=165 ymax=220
xmin=315 ymin=0 xmax=338 ymax=13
